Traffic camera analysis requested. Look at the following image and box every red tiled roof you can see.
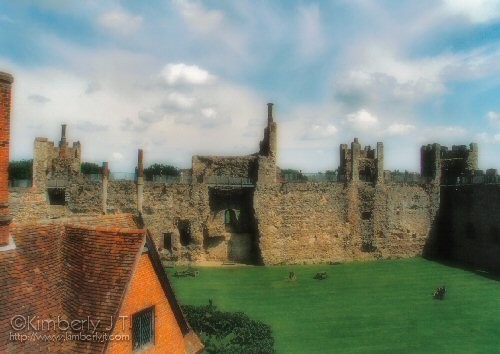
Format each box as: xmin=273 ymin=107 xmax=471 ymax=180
xmin=0 ymin=213 xmax=200 ymax=353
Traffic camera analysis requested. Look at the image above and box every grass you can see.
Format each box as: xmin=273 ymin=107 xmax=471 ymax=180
xmin=167 ymin=258 xmax=500 ymax=354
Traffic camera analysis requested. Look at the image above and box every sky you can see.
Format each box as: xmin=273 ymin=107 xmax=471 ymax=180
xmin=1 ymin=0 xmax=500 ymax=173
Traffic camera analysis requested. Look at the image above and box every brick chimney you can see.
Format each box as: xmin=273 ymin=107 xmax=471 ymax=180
xmin=0 ymin=72 xmax=13 ymax=247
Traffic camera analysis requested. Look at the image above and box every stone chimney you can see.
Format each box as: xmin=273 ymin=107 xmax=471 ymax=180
xmin=102 ymin=162 xmax=109 ymax=214
xmin=60 ymin=124 xmax=67 ymax=144
xmin=136 ymin=149 xmax=144 ymax=214
xmin=267 ymin=102 xmax=274 ymax=125
xmin=0 ymin=72 xmax=13 ymax=247
xmin=59 ymin=124 xmax=68 ymax=157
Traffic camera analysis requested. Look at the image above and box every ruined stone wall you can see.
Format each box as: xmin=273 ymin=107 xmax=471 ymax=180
xmin=192 ymin=155 xmax=258 ymax=182
xmin=372 ymin=184 xmax=438 ymax=258
xmin=9 ymin=187 xmax=70 ymax=222
xmin=141 ymin=182 xmax=210 ymax=262
xmin=254 ymin=182 xmax=352 ymax=264
xmin=9 ymin=178 xmax=439 ymax=265
xmin=253 ymin=182 xmax=437 ymax=265
xmin=436 ymin=185 xmax=500 ymax=273
xmin=32 ymin=127 xmax=81 ymax=188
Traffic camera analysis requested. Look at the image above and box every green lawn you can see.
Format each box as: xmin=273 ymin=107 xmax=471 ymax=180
xmin=167 ymin=258 xmax=500 ymax=354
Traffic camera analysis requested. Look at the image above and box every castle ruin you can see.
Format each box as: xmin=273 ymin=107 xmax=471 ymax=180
xmin=9 ymin=104 xmax=500 ymax=272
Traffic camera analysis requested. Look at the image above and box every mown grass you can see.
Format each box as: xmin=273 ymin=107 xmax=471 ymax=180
xmin=167 ymin=258 xmax=500 ymax=354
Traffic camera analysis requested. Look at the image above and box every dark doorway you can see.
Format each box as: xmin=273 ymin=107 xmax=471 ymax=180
xmin=163 ymin=233 xmax=172 ymax=252
xmin=47 ymin=188 xmax=66 ymax=205
xmin=178 ymin=220 xmax=192 ymax=246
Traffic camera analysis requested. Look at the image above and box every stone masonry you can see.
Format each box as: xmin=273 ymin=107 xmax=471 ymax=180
xmin=8 ymin=102 xmax=499 ymax=270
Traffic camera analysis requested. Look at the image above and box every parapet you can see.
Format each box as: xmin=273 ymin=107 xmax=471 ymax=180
xmin=339 ymin=138 xmax=383 ymax=183
xmin=32 ymin=124 xmax=82 ymax=188
xmin=420 ymin=142 xmax=478 ymax=184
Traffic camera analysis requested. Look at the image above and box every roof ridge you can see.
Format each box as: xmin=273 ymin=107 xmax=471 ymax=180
xmin=64 ymin=224 xmax=146 ymax=234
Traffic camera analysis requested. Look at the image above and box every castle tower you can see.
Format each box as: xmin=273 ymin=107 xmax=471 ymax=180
xmin=0 ymin=72 xmax=13 ymax=247
xmin=339 ymin=138 xmax=381 ymax=183
xmin=420 ymin=143 xmax=441 ymax=182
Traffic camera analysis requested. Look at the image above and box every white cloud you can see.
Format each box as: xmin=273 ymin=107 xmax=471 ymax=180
xmin=98 ymin=8 xmax=143 ymax=35
xmin=302 ymin=124 xmax=337 ymax=140
xmin=160 ymin=63 xmax=215 ymax=86
xmin=201 ymin=107 xmax=216 ymax=118
xmin=347 ymin=109 xmax=379 ymax=130
xmin=166 ymin=92 xmax=196 ymax=109
xmin=442 ymin=0 xmax=500 ymax=23
xmin=112 ymin=152 xmax=124 ymax=160
xmin=476 ymin=132 xmax=500 ymax=143
xmin=437 ymin=125 xmax=467 ymax=137
xmin=336 ymin=49 xmax=450 ymax=108
xmin=174 ymin=0 xmax=224 ymax=33
xmin=387 ymin=123 xmax=415 ymax=136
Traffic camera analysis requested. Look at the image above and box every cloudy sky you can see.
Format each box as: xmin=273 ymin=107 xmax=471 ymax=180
xmin=1 ymin=0 xmax=500 ymax=172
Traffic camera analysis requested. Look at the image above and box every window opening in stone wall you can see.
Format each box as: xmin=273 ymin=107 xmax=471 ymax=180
xmin=47 ymin=188 xmax=66 ymax=205
xmin=163 ymin=233 xmax=172 ymax=252
xmin=178 ymin=220 xmax=192 ymax=246
xmin=361 ymin=211 xmax=372 ymax=220
xmin=224 ymin=209 xmax=232 ymax=224
xmin=132 ymin=307 xmax=154 ymax=351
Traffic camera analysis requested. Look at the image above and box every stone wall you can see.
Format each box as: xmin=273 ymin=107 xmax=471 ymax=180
xmin=9 ymin=179 xmax=439 ymax=265
xmin=435 ymin=185 xmax=500 ymax=272
xmin=253 ymin=181 xmax=437 ymax=264
xmin=192 ymin=155 xmax=258 ymax=182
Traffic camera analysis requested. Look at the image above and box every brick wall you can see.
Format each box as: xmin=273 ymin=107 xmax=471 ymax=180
xmin=0 ymin=72 xmax=13 ymax=246
xmin=107 ymin=253 xmax=186 ymax=354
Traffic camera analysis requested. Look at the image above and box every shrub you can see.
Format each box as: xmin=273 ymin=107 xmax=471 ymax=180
xmin=9 ymin=159 xmax=32 ymax=180
xmin=143 ymin=163 xmax=179 ymax=181
xmin=281 ymin=168 xmax=307 ymax=182
xmin=81 ymin=162 xmax=102 ymax=175
xmin=182 ymin=301 xmax=274 ymax=354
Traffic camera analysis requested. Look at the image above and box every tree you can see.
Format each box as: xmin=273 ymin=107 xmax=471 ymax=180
xmin=280 ymin=168 xmax=307 ymax=182
xmin=182 ymin=301 xmax=274 ymax=354
xmin=80 ymin=162 xmax=102 ymax=175
xmin=325 ymin=169 xmax=337 ymax=181
xmin=9 ymin=160 xmax=32 ymax=180
xmin=143 ymin=163 xmax=179 ymax=181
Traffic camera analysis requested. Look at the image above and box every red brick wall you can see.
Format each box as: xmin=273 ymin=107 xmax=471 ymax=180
xmin=0 ymin=72 xmax=13 ymax=246
xmin=107 ymin=253 xmax=186 ymax=354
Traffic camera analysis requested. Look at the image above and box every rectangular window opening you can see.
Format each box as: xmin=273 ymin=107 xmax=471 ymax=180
xmin=132 ymin=306 xmax=154 ymax=351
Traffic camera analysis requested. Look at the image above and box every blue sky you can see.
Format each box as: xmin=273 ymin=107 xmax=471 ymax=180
xmin=1 ymin=0 xmax=500 ymax=172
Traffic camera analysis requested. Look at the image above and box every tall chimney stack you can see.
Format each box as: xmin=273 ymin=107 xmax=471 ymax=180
xmin=0 ymin=72 xmax=13 ymax=247
xmin=102 ymin=162 xmax=109 ymax=215
xmin=267 ymin=103 xmax=274 ymax=125
xmin=59 ymin=124 xmax=68 ymax=157
xmin=61 ymin=124 xmax=67 ymax=144
xmin=136 ymin=149 xmax=144 ymax=214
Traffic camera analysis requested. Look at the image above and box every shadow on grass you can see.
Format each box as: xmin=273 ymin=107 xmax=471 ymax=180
xmin=424 ymin=255 xmax=500 ymax=282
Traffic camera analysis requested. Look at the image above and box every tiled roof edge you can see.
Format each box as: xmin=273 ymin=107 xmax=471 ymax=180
xmin=64 ymin=224 xmax=146 ymax=234
xmin=100 ymin=230 xmax=146 ymax=354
